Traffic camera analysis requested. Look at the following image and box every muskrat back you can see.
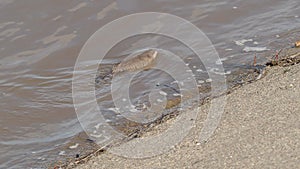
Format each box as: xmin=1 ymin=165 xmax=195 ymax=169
xmin=112 ymin=49 xmax=158 ymax=74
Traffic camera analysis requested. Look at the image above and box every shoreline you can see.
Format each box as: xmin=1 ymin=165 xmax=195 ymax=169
xmin=60 ymin=47 xmax=299 ymax=169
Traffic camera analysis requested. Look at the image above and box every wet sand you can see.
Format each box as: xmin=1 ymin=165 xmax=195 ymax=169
xmin=64 ymin=49 xmax=300 ymax=169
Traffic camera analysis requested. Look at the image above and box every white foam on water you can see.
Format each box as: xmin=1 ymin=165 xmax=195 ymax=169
xmin=216 ymin=59 xmax=222 ymax=65
xmin=59 ymin=151 xmax=66 ymax=156
xmin=215 ymin=57 xmax=228 ymax=65
xmin=196 ymin=69 xmax=204 ymax=72
xmin=198 ymin=80 xmax=205 ymax=84
xmin=159 ymin=91 xmax=167 ymax=96
xmin=105 ymin=119 xmax=113 ymax=122
xmin=206 ymin=78 xmax=212 ymax=83
xmin=225 ymin=71 xmax=231 ymax=75
xmin=37 ymin=157 xmax=46 ymax=161
xmin=234 ymin=39 xmax=253 ymax=46
xmin=243 ymin=46 xmax=269 ymax=52
xmin=90 ymin=134 xmax=103 ymax=138
xmin=69 ymin=143 xmax=79 ymax=149
xmin=213 ymin=70 xmax=232 ymax=75
xmin=94 ymin=123 xmax=101 ymax=130
xmin=171 ymin=80 xmax=178 ymax=84
xmin=108 ymin=107 xmax=120 ymax=112
xmin=173 ymin=93 xmax=182 ymax=97
xmin=157 ymin=99 xmax=163 ymax=103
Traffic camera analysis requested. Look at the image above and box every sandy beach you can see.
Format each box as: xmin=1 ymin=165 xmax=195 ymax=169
xmin=64 ymin=48 xmax=300 ymax=169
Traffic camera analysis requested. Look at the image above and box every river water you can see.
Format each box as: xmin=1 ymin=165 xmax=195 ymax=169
xmin=0 ymin=0 xmax=299 ymax=168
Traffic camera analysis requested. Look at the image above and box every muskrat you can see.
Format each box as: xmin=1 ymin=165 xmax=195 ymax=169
xmin=112 ymin=49 xmax=158 ymax=74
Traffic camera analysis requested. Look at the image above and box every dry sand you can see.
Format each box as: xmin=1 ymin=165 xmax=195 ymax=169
xmin=70 ymin=53 xmax=300 ymax=169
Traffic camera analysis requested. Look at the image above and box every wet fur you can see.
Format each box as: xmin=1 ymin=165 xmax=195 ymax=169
xmin=112 ymin=49 xmax=157 ymax=74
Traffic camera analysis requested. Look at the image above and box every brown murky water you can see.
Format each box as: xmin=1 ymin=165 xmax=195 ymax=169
xmin=0 ymin=0 xmax=299 ymax=168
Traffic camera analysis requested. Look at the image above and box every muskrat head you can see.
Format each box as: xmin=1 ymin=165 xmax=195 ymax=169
xmin=143 ymin=49 xmax=158 ymax=59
